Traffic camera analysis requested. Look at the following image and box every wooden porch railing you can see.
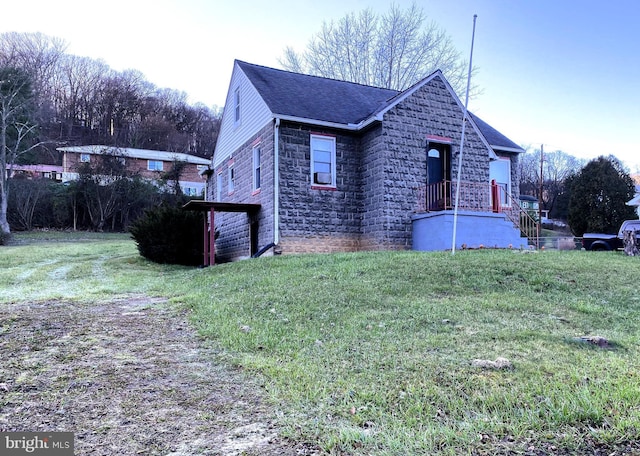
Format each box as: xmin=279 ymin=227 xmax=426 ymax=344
xmin=416 ymin=180 xmax=539 ymax=247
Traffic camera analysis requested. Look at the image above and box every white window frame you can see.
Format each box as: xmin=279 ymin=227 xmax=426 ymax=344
xmin=490 ymin=157 xmax=511 ymax=207
xmin=252 ymin=145 xmax=261 ymax=192
xmin=148 ymin=160 xmax=163 ymax=171
xmin=216 ymin=171 xmax=223 ymax=201
xmin=80 ymin=153 xmax=91 ymax=163
xmin=310 ymin=134 xmax=336 ymax=188
xmin=183 ymin=186 xmax=199 ymax=197
xmin=227 ymin=163 xmax=235 ymax=194
xmin=234 ymin=87 xmax=241 ymax=125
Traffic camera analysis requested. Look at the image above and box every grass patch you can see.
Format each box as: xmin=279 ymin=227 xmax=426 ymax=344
xmin=3 ymin=235 xmax=640 ymax=454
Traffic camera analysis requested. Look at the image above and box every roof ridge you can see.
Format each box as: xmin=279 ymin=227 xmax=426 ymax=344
xmin=235 ymin=60 xmax=400 ymax=95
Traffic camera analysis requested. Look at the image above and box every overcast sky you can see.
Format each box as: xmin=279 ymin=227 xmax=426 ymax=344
xmin=2 ymin=0 xmax=639 ymax=170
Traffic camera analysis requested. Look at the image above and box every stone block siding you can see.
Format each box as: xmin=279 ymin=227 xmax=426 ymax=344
xmin=210 ymin=74 xmax=517 ymax=258
xmin=210 ymin=122 xmax=275 ymax=262
xmin=364 ymin=75 xmax=490 ymax=249
xmin=277 ymin=122 xmax=363 ymax=254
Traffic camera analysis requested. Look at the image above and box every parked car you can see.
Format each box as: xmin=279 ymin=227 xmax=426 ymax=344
xmin=582 ymin=220 xmax=640 ymax=251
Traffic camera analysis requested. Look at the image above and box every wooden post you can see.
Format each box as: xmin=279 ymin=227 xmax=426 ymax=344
xmin=203 ymin=212 xmax=209 ymax=266
xmin=209 ymin=208 xmax=215 ymax=266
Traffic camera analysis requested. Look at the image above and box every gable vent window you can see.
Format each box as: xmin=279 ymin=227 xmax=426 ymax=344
xmin=234 ymin=87 xmax=241 ymax=125
xmin=310 ymin=134 xmax=336 ymax=188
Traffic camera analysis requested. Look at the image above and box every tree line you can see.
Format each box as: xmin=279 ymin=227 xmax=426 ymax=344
xmin=0 ymin=31 xmax=221 ymax=165
xmin=0 ymin=32 xmax=221 ymax=240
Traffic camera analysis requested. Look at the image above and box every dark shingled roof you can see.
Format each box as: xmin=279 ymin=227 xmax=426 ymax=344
xmin=237 ymin=60 xmax=398 ymax=125
xmin=237 ymin=60 xmax=523 ymax=152
xmin=468 ymin=113 xmax=523 ymax=152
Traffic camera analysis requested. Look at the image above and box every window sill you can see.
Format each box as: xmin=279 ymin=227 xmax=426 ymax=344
xmin=251 ymin=189 xmax=261 ymax=196
xmin=311 ymin=185 xmax=337 ymax=191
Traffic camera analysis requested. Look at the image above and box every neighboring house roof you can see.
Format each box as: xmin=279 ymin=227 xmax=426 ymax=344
xmin=235 ymin=60 xmax=523 ymax=153
xmin=57 ymin=145 xmax=211 ymax=165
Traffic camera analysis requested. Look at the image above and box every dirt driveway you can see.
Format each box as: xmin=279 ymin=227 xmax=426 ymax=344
xmin=0 ymin=295 xmax=317 ymax=455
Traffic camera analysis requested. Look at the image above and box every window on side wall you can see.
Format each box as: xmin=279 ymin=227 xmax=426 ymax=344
xmin=148 ymin=160 xmax=163 ymax=171
xmin=310 ymin=134 xmax=336 ymax=188
xmin=80 ymin=153 xmax=91 ymax=163
xmin=228 ymin=164 xmax=235 ymax=194
xmin=252 ymin=145 xmax=261 ymax=192
xmin=489 ymin=158 xmax=511 ymax=206
xmin=216 ymin=171 xmax=223 ymax=201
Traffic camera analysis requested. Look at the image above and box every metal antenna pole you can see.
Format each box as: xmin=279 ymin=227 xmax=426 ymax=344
xmin=452 ymin=14 xmax=477 ymax=255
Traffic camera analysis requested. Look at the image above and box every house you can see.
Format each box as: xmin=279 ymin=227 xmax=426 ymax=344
xmin=7 ymin=164 xmax=64 ymax=181
xmin=206 ymin=60 xmax=529 ymax=261
xmin=57 ymin=145 xmax=210 ymax=196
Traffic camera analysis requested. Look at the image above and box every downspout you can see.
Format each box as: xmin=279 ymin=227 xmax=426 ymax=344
xmin=273 ymin=117 xmax=280 ymax=245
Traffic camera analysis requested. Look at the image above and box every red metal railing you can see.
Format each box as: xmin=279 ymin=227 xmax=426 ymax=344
xmin=416 ymin=180 xmax=539 ymax=247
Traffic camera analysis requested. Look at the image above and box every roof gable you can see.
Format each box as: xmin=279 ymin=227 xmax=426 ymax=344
xmin=232 ymin=60 xmax=522 ymax=154
xmin=237 ymin=60 xmax=398 ymax=125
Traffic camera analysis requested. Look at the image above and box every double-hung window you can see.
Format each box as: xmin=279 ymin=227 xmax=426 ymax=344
xmin=252 ymin=145 xmax=261 ymax=192
xmin=310 ymin=134 xmax=336 ymax=188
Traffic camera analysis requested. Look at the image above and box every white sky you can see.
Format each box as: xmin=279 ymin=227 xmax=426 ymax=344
xmin=3 ymin=0 xmax=639 ymax=170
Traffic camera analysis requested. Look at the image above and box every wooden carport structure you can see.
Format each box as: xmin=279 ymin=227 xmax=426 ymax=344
xmin=182 ymin=200 xmax=261 ymax=266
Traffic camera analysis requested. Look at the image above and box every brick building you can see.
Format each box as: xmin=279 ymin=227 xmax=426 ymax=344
xmin=209 ymin=61 xmax=529 ymax=261
xmin=58 ymin=145 xmax=210 ymax=196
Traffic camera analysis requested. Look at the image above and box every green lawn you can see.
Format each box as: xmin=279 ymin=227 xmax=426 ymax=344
xmin=2 ymin=232 xmax=640 ymax=454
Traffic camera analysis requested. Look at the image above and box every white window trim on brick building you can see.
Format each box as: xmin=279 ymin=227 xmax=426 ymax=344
xmin=216 ymin=170 xmax=223 ymax=201
xmin=227 ymin=163 xmax=235 ymax=194
xmin=252 ymin=144 xmax=261 ymax=192
xmin=310 ymin=134 xmax=336 ymax=188
xmin=148 ymin=160 xmax=163 ymax=171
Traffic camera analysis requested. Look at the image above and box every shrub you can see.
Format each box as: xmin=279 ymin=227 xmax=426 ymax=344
xmin=129 ymin=206 xmax=205 ymax=266
xmin=0 ymin=230 xmax=12 ymax=246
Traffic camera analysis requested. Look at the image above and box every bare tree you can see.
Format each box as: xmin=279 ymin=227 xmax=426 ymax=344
xmin=280 ymin=3 xmax=476 ymax=95
xmin=0 ymin=67 xmax=39 ymax=239
xmin=50 ymin=54 xmax=109 ymax=139
xmin=0 ymin=32 xmax=67 ymax=107
xmin=518 ymin=147 xmax=585 ymax=218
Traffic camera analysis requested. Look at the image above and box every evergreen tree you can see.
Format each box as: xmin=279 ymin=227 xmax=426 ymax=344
xmin=568 ymin=156 xmax=636 ymax=236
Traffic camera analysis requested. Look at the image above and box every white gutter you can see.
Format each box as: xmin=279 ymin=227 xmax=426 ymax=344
xmin=274 ymin=117 xmax=280 ymax=244
xmin=492 ymin=145 xmax=526 ymax=154
xmin=275 ymin=114 xmax=383 ymax=132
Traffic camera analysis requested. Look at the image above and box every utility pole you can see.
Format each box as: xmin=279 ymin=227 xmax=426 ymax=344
xmin=538 ymin=144 xmax=544 ymax=248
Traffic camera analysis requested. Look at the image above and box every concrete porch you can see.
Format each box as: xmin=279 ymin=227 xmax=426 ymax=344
xmin=411 ymin=210 xmax=531 ymax=251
